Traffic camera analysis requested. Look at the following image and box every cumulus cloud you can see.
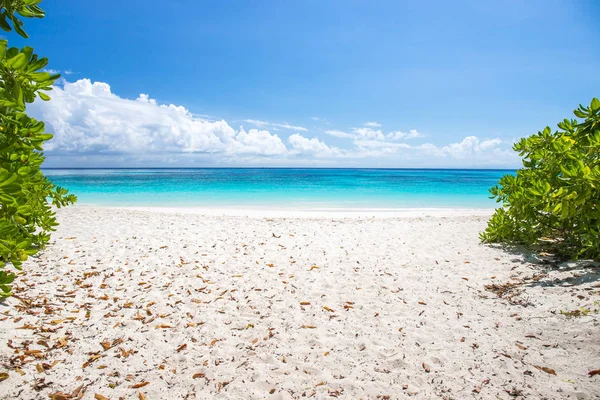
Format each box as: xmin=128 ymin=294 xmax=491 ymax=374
xmin=324 ymin=129 xmax=354 ymax=139
xmin=349 ymin=135 xmax=516 ymax=166
xmin=243 ymin=119 xmax=308 ymax=132
xmin=30 ymin=79 xmax=287 ymax=158
xmin=354 ymin=140 xmax=412 ymax=156
xmin=352 ymin=127 xmax=385 ymax=140
xmin=231 ymin=128 xmax=287 ymax=156
xmin=386 ymin=129 xmax=424 ymax=141
xmin=363 ymin=121 xmax=382 ymax=127
xmin=30 ymin=78 xmax=518 ymax=167
xmin=326 ymin=127 xmax=424 ymax=142
xmin=441 ymin=136 xmax=505 ymax=158
xmin=288 ymin=134 xmax=340 ymax=157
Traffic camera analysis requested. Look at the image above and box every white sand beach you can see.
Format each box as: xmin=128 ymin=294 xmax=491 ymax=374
xmin=1 ymin=206 xmax=599 ymax=399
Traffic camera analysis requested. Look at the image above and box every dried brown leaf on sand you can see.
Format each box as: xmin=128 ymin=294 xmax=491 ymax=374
xmin=301 ymin=325 xmax=317 ymax=329
xmin=94 ymin=394 xmax=110 ymax=400
xmin=534 ymin=365 xmax=557 ymax=375
xmin=72 ymin=384 xmax=86 ymax=398
xmin=49 ymin=393 xmax=71 ymax=400
xmin=176 ymin=343 xmax=187 ymax=352
xmin=422 ymin=362 xmax=431 ymax=373
xmin=25 ymin=349 xmax=45 ymax=358
xmin=0 ymin=372 xmax=8 ymax=382
xmin=588 ymin=369 xmax=600 ymax=377
xmin=193 ymin=372 xmax=206 ymax=379
xmin=16 ymin=323 xmax=37 ymax=330
xmin=100 ymin=338 xmax=123 ymax=351
xmin=82 ymin=354 xmax=104 ymax=368
xmin=52 ymin=385 xmax=86 ymax=400
xmin=131 ymin=381 xmax=150 ymax=389
xmin=138 ymin=391 xmax=147 ymax=400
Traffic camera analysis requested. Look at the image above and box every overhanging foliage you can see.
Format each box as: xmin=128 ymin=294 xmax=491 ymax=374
xmin=0 ymin=0 xmax=76 ymax=297
xmin=481 ymin=98 xmax=600 ymax=259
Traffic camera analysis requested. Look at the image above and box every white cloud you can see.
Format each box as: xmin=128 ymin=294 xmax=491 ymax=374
xmin=352 ymin=127 xmax=385 ymax=140
xmin=442 ymin=136 xmax=504 ymax=158
xmin=30 ymin=79 xmax=284 ymax=158
xmin=348 ymin=135 xmax=516 ymax=167
xmin=231 ymin=128 xmax=287 ymax=156
xmin=386 ymin=129 xmax=424 ymax=141
xmin=288 ymin=134 xmax=339 ymax=157
xmin=44 ymin=68 xmax=75 ymax=76
xmin=243 ymin=119 xmax=269 ymax=127
xmin=354 ymin=140 xmax=411 ymax=150
xmin=354 ymin=140 xmax=411 ymax=156
xmin=324 ymin=129 xmax=354 ymax=139
xmin=363 ymin=121 xmax=382 ymax=127
xmin=30 ymin=78 xmax=519 ymax=168
xmin=327 ymin=127 xmax=423 ymax=142
xmin=244 ymin=119 xmax=308 ymax=132
xmin=479 ymin=138 xmax=502 ymax=150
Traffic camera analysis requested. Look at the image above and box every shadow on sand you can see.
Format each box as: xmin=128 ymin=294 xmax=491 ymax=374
xmin=486 ymin=243 xmax=600 ymax=288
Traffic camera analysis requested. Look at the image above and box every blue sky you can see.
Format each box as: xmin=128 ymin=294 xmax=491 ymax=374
xmin=13 ymin=0 xmax=600 ymax=167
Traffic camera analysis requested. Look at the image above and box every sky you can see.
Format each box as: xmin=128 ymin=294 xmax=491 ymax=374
xmin=10 ymin=0 xmax=600 ymax=168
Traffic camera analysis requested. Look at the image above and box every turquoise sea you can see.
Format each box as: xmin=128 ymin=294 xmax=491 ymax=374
xmin=45 ymin=169 xmax=512 ymax=209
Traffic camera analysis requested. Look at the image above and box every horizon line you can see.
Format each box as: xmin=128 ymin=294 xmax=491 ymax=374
xmin=43 ymin=167 xmax=516 ymax=171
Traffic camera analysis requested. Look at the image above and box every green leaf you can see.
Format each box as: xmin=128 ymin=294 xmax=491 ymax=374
xmin=38 ymin=92 xmax=50 ymax=101
xmin=20 ymin=46 xmax=34 ymax=60
xmin=0 ymin=12 xmax=12 ymax=32
xmin=27 ymin=71 xmax=50 ymax=81
xmin=28 ymin=57 xmax=49 ymax=71
xmin=0 ymin=40 xmax=7 ymax=59
xmin=6 ymin=52 xmax=27 ymax=69
xmin=10 ymin=16 xmax=28 ymax=38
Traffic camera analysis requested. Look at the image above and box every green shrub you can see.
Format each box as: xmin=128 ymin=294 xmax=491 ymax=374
xmin=0 ymin=0 xmax=76 ymax=297
xmin=481 ymin=98 xmax=600 ymax=260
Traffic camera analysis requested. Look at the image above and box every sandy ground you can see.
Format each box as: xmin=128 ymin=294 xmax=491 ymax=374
xmin=0 ymin=206 xmax=599 ymax=400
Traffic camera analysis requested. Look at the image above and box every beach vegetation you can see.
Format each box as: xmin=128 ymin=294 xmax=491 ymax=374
xmin=560 ymin=302 xmax=599 ymax=318
xmin=481 ymin=98 xmax=600 ymax=260
xmin=0 ymin=0 xmax=76 ymax=297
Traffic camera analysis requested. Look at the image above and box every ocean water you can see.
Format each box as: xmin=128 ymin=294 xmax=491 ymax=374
xmin=44 ymin=168 xmax=512 ymax=209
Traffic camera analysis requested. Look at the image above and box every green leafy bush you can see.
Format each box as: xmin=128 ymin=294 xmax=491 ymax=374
xmin=0 ymin=0 xmax=76 ymax=297
xmin=481 ymin=98 xmax=600 ymax=260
